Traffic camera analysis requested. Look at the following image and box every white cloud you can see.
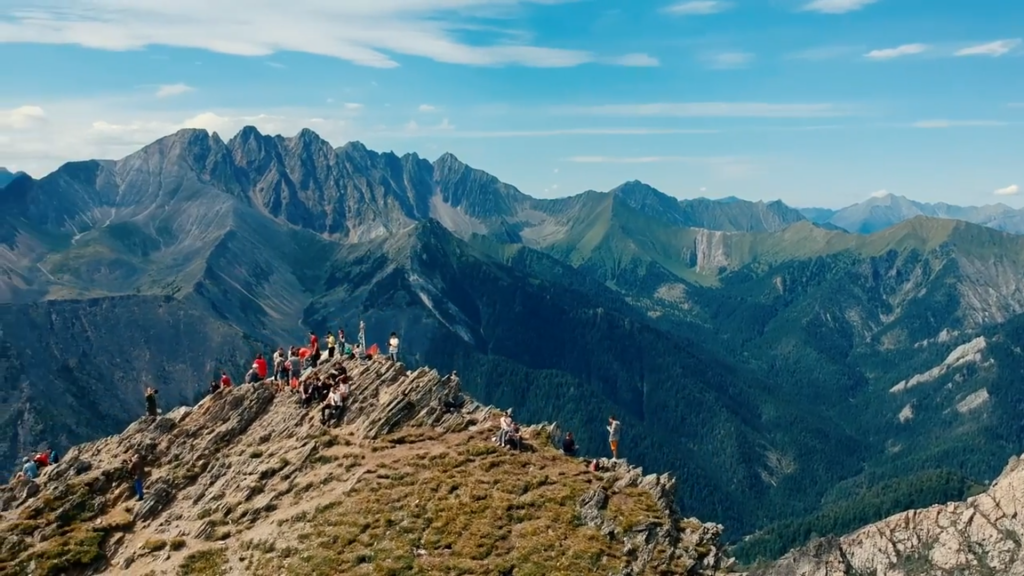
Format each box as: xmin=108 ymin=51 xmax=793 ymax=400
xmin=343 ymin=102 xmax=364 ymax=110
xmin=418 ymin=104 xmax=437 ymax=112
xmin=912 ymin=119 xmax=1006 ymax=129
xmin=662 ymin=1 xmax=733 ymax=16
xmin=864 ymin=44 xmax=929 ymax=60
xmin=604 ymin=53 xmax=660 ymax=67
xmin=266 ymin=61 xmax=286 ymax=68
xmin=995 ymin=184 xmax=1019 ymax=196
xmin=154 ymin=83 xmax=195 ymax=98
xmin=870 ymin=189 xmax=890 ymax=198
xmin=560 ymin=102 xmax=848 ymax=118
xmin=955 ymin=39 xmax=1021 ymax=57
xmin=802 ymin=0 xmax=878 ymax=14
xmin=702 ymin=51 xmax=754 ymax=69
xmin=787 ymin=45 xmax=863 ymax=60
xmin=0 ymin=105 xmax=47 ymax=129
xmin=0 ymin=0 xmax=650 ymax=69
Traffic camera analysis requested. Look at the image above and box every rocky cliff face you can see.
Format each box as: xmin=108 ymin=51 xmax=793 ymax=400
xmin=0 ymin=354 xmax=732 ymax=575
xmin=752 ymin=454 xmax=1024 ymax=576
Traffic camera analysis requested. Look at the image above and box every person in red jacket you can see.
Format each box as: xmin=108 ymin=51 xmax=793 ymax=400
xmin=253 ymin=353 xmax=268 ymax=380
xmin=309 ymin=330 xmax=318 ymax=351
xmin=220 ymin=371 xmax=233 ymax=389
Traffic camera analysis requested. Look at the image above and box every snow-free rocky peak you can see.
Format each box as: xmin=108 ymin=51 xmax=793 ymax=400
xmin=752 ymin=453 xmax=1024 ymax=576
xmin=0 ymin=354 xmax=731 ymax=575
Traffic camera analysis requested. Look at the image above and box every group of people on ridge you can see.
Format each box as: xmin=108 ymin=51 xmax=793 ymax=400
xmin=494 ymin=410 xmax=623 ymax=465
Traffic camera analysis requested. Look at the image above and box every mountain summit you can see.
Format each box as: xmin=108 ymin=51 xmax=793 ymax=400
xmin=0 ymin=355 xmax=731 ymax=575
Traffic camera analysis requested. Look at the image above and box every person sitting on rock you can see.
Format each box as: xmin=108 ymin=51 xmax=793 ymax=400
xmin=338 ymin=373 xmax=351 ymax=407
xmin=48 ymin=448 xmax=59 ymax=465
xmin=504 ymin=424 xmax=523 ymax=451
xmin=388 ymin=332 xmax=400 ymax=362
xmin=32 ymin=451 xmax=49 ymax=468
xmin=245 ymin=367 xmax=259 ymax=385
xmin=496 ymin=411 xmax=514 ymax=446
xmin=300 ymin=379 xmax=317 ymax=409
xmin=253 ymin=353 xmax=268 ymax=382
xmin=562 ymin=432 xmax=577 ymax=456
xmin=129 ymin=454 xmax=146 ymax=501
xmin=320 ymin=386 xmax=344 ymax=427
xmin=22 ymin=457 xmax=38 ymax=480
xmin=220 ymin=370 xmax=233 ymax=390
xmin=145 ymin=387 xmax=159 ymax=417
xmin=209 ymin=380 xmax=220 ymax=396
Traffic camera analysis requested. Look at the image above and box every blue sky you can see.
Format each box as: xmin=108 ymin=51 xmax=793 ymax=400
xmin=0 ymin=0 xmax=1021 ymax=208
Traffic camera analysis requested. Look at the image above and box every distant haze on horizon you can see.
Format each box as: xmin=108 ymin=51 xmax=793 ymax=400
xmin=0 ymin=0 xmax=1020 ymax=208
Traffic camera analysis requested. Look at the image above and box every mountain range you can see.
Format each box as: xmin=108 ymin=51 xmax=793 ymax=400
xmin=4 ymin=126 xmax=1024 ymax=565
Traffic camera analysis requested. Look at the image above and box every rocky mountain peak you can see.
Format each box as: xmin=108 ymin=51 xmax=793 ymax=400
xmin=0 ymin=355 xmax=731 ymax=575
xmin=753 ymin=453 xmax=1024 ymax=576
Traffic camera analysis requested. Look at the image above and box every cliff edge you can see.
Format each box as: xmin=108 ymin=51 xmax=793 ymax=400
xmin=0 ymin=355 xmax=731 ymax=575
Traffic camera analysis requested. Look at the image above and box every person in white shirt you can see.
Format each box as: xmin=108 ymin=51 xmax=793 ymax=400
xmin=388 ymin=332 xmax=400 ymax=362
xmin=321 ymin=386 xmax=344 ymax=426
xmin=497 ymin=411 xmax=514 ymax=447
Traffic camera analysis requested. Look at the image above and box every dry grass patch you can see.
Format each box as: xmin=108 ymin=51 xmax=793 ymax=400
xmin=242 ymin=436 xmax=646 ymax=576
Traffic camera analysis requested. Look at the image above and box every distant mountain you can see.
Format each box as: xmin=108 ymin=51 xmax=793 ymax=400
xmin=0 ymin=167 xmax=26 ymax=188
xmin=803 ymin=192 xmax=1024 ymax=235
xmin=10 ymin=126 xmax=1024 ymax=565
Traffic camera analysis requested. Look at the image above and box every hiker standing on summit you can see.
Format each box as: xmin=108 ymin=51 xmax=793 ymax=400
xmin=607 ymin=416 xmax=622 ymax=460
xmin=388 ymin=332 xmax=400 ymax=362
xmin=327 ymin=331 xmax=336 ymax=360
xmin=145 ymin=387 xmax=158 ymax=417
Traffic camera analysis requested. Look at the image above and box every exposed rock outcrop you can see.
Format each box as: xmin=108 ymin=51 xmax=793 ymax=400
xmin=0 ymin=355 xmax=730 ymax=575
xmin=752 ymin=454 xmax=1024 ymax=576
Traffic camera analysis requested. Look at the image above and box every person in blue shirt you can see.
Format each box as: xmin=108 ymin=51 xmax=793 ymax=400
xmin=22 ymin=457 xmax=38 ymax=480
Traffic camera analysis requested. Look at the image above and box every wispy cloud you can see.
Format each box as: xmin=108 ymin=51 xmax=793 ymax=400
xmin=559 ymin=102 xmax=849 ymax=118
xmin=662 ymin=1 xmax=733 ymax=15
xmin=864 ymin=44 xmax=929 ymax=60
xmin=154 ymin=83 xmax=195 ymax=98
xmin=912 ymin=119 xmax=1007 ymax=129
xmin=1010 ymin=103 xmax=1024 ymax=108
xmin=701 ymin=51 xmax=754 ymax=69
xmin=418 ymin=104 xmax=437 ymax=112
xmin=0 ymin=0 xmax=654 ymax=69
xmin=955 ymin=39 xmax=1021 ymax=57
xmin=870 ymin=189 xmax=890 ymax=198
xmin=787 ymin=45 xmax=863 ymax=61
xmin=995 ymin=184 xmax=1019 ymax=196
xmin=343 ymin=102 xmax=364 ymax=110
xmin=604 ymin=53 xmax=660 ymax=67
xmin=802 ymin=0 xmax=878 ymax=14
xmin=266 ymin=61 xmax=286 ymax=68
